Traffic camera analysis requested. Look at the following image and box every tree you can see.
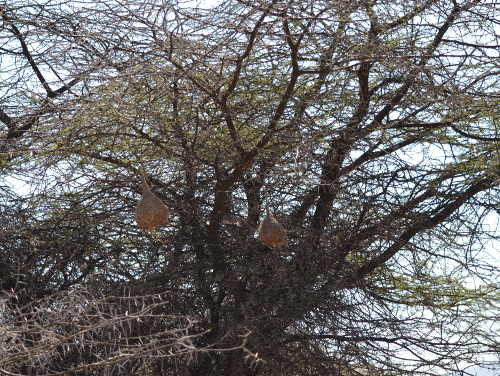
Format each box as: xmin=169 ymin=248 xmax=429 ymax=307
xmin=1 ymin=0 xmax=500 ymax=375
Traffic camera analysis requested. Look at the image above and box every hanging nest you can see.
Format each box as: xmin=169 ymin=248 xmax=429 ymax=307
xmin=258 ymin=203 xmax=287 ymax=248
xmin=135 ymin=174 xmax=170 ymax=231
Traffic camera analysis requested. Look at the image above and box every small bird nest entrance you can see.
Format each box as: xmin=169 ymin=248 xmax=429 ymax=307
xmin=135 ymin=174 xmax=170 ymax=232
xmin=258 ymin=203 xmax=286 ymax=248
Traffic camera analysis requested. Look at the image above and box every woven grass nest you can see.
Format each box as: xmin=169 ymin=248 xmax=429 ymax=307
xmin=135 ymin=174 xmax=170 ymax=232
xmin=258 ymin=203 xmax=287 ymax=248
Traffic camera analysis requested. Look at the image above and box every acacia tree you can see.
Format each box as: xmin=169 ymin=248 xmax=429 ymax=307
xmin=1 ymin=0 xmax=500 ymax=375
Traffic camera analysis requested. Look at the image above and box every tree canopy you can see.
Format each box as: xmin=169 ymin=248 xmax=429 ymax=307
xmin=1 ymin=0 xmax=500 ymax=375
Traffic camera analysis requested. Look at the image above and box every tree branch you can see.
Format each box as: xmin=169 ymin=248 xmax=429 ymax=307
xmin=217 ymin=9 xmax=272 ymax=158
xmin=450 ymin=125 xmax=500 ymax=142
xmin=371 ymin=2 xmax=471 ymax=126
xmin=0 ymin=108 xmax=14 ymax=131
xmin=392 ymin=121 xmax=500 ymax=141
xmin=356 ymin=175 xmax=495 ymax=279
xmin=1 ymin=9 xmax=55 ymax=97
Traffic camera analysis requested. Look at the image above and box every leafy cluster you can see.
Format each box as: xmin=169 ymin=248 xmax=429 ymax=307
xmin=1 ymin=1 xmax=500 ymax=375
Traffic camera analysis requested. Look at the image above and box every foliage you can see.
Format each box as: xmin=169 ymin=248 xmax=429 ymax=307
xmin=1 ymin=0 xmax=500 ymax=375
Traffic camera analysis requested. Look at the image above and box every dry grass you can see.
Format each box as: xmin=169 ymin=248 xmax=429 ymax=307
xmin=0 ymin=287 xmax=259 ymax=375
